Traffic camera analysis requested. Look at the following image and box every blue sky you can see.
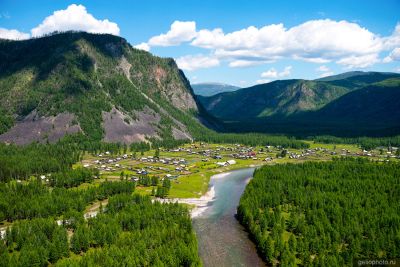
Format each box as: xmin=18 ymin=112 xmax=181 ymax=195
xmin=1 ymin=0 xmax=400 ymax=86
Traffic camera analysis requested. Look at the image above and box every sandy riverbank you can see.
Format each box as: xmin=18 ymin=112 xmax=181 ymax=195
xmin=156 ymin=172 xmax=232 ymax=217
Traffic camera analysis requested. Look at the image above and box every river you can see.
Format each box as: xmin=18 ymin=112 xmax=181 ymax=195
xmin=191 ymin=168 xmax=265 ymax=267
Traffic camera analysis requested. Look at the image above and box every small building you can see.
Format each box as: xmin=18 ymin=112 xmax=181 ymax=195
xmin=130 ymin=176 xmax=139 ymax=182
xmin=227 ymin=159 xmax=236 ymax=165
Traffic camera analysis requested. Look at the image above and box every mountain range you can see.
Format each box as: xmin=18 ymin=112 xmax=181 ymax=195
xmin=191 ymin=83 xmax=240 ymax=96
xmin=0 ymin=32 xmax=399 ymax=144
xmin=199 ymin=72 xmax=400 ymax=136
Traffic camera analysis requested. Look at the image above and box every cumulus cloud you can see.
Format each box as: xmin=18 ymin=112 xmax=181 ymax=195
xmin=145 ymin=19 xmax=400 ymax=70
xmin=148 ymin=21 xmax=196 ymax=46
xmin=176 ymin=54 xmax=220 ymax=71
xmin=319 ymin=71 xmax=334 ymax=78
xmin=31 ymin=4 xmax=120 ymax=37
xmin=190 ymin=19 xmax=382 ymax=68
xmin=134 ymin=42 xmax=150 ymax=51
xmin=336 ymin=54 xmax=380 ymax=68
xmin=383 ymin=47 xmax=400 ymax=62
xmin=261 ymin=66 xmax=292 ymax=78
xmin=260 ymin=69 xmax=278 ymax=78
xmin=293 ymin=56 xmax=330 ymax=63
xmin=229 ymin=59 xmax=274 ymax=68
xmin=256 ymin=79 xmax=271 ymax=84
xmin=316 ymin=65 xmax=333 ymax=77
xmin=383 ymin=24 xmax=400 ymax=50
xmin=279 ymin=66 xmax=292 ymax=77
xmin=0 ymin=28 xmax=30 ymax=40
xmin=261 ymin=68 xmax=278 ymax=78
xmin=316 ymin=65 xmax=330 ymax=72
xmin=229 ymin=60 xmax=262 ymax=68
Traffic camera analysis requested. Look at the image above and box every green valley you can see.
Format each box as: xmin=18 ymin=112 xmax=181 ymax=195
xmin=0 ymin=13 xmax=399 ymax=266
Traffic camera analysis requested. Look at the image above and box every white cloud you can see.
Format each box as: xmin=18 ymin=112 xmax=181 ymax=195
xmin=148 ymin=21 xmax=196 ymax=46
xmin=0 ymin=28 xmax=30 ymax=40
xmin=279 ymin=66 xmax=292 ymax=77
xmin=293 ymin=56 xmax=331 ymax=63
xmin=261 ymin=68 xmax=278 ymax=78
xmin=134 ymin=42 xmax=150 ymax=51
xmin=336 ymin=54 xmax=379 ymax=68
xmin=383 ymin=47 xmax=400 ymax=62
xmin=31 ymin=4 xmax=119 ymax=37
xmin=383 ymin=24 xmax=400 ymax=50
xmin=190 ymin=19 xmax=382 ymax=67
xmin=316 ymin=65 xmax=333 ymax=77
xmin=316 ymin=65 xmax=329 ymax=72
xmin=229 ymin=60 xmax=270 ymax=68
xmin=394 ymin=67 xmax=400 ymax=73
xmin=176 ymin=54 xmax=220 ymax=71
xmin=319 ymin=71 xmax=334 ymax=78
xmin=133 ymin=19 xmax=400 ymax=71
xmin=261 ymin=66 xmax=292 ymax=78
xmin=256 ymin=79 xmax=271 ymax=84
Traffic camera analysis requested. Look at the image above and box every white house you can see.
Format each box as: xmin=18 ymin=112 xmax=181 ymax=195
xmin=227 ymin=159 xmax=236 ymax=165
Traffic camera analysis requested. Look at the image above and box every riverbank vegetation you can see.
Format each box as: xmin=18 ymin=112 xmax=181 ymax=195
xmin=238 ymin=158 xmax=400 ymax=266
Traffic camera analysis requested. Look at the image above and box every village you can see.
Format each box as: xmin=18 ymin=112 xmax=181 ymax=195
xmin=77 ymin=141 xmax=400 ymax=198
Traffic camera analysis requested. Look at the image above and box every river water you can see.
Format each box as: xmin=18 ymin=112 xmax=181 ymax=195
xmin=192 ymin=168 xmax=266 ymax=267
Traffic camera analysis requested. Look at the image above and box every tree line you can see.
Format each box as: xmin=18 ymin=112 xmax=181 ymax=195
xmin=312 ymin=135 xmax=400 ymax=150
xmin=49 ymin=167 xmax=99 ymax=188
xmin=0 ymin=142 xmax=81 ymax=182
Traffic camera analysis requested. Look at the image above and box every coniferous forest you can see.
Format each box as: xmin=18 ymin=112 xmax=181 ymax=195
xmin=0 ymin=194 xmax=200 ymax=266
xmin=238 ymin=158 xmax=400 ymax=266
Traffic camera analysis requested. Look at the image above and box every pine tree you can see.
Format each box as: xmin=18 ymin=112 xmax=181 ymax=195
xmin=154 ymin=148 xmax=160 ymax=159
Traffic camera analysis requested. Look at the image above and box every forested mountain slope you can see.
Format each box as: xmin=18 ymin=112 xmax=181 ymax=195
xmin=304 ymin=78 xmax=400 ymax=124
xmin=0 ymin=32 xmax=209 ymax=144
xmin=199 ymin=72 xmax=400 ymax=136
xmin=198 ymin=79 xmax=350 ymax=119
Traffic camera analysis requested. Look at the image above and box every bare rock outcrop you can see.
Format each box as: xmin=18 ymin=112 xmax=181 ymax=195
xmin=0 ymin=111 xmax=81 ymax=145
